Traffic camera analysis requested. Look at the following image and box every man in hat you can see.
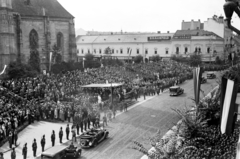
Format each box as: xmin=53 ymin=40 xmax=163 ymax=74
xmin=8 ymin=131 xmax=13 ymax=148
xmin=22 ymin=143 xmax=27 ymax=159
xmin=59 ymin=127 xmax=63 ymax=143
xmin=41 ymin=135 xmax=46 ymax=152
xmin=51 ymin=130 xmax=55 ymax=146
xmin=11 ymin=148 xmax=16 ymax=159
xmin=32 ymin=138 xmax=37 ymax=157
xmin=66 ymin=124 xmax=70 ymax=140
xmin=13 ymin=130 xmax=18 ymax=146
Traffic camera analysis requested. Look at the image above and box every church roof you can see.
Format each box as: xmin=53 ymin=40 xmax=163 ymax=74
xmin=12 ymin=0 xmax=74 ymax=18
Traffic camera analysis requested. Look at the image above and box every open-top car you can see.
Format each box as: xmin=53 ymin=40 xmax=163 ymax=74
xmin=79 ymin=128 xmax=109 ymax=148
xmin=169 ymin=86 xmax=184 ymax=96
xmin=207 ymin=72 xmax=216 ymax=79
xmin=63 ymin=142 xmax=82 ymax=158
xmin=201 ymin=76 xmax=207 ymax=84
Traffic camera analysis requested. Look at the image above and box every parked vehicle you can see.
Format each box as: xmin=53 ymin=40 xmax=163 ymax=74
xmin=63 ymin=143 xmax=82 ymax=158
xmin=207 ymin=72 xmax=216 ymax=79
xmin=201 ymin=77 xmax=207 ymax=84
xmin=41 ymin=145 xmax=68 ymax=159
xmin=169 ymin=86 xmax=184 ymax=96
xmin=79 ymin=128 xmax=109 ymax=148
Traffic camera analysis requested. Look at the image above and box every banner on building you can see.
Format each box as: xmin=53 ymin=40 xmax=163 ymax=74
xmin=147 ymin=36 xmax=171 ymax=42
xmin=220 ymin=77 xmax=238 ymax=135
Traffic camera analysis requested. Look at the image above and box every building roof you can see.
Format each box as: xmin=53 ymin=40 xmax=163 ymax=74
xmin=173 ymin=30 xmax=223 ymax=39
xmin=77 ymin=33 xmax=174 ymax=44
xmin=12 ymin=0 xmax=74 ymax=18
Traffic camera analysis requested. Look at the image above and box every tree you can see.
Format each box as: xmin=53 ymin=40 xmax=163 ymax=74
xmin=7 ymin=61 xmax=37 ymax=79
xmin=28 ymin=49 xmax=41 ymax=72
xmin=151 ymin=55 xmax=161 ymax=62
xmin=84 ymin=53 xmax=94 ymax=61
xmin=189 ymin=54 xmax=202 ymax=67
xmin=133 ymin=55 xmax=143 ymax=64
xmin=104 ymin=47 xmax=112 ymax=55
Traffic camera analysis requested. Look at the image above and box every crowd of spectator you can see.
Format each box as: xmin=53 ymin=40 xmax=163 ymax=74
xmin=0 ymin=60 xmax=193 ymax=146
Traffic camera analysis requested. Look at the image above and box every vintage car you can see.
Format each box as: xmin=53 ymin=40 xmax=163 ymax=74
xmin=79 ymin=128 xmax=109 ymax=148
xmin=169 ymin=86 xmax=184 ymax=96
xmin=201 ymin=77 xmax=207 ymax=84
xmin=207 ymin=72 xmax=216 ymax=79
xmin=41 ymin=145 xmax=68 ymax=159
xmin=63 ymin=143 xmax=82 ymax=158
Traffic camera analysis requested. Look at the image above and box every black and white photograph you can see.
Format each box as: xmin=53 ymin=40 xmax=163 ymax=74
xmin=0 ymin=0 xmax=240 ymax=159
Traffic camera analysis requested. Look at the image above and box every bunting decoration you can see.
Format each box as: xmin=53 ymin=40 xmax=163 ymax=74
xmin=220 ymin=76 xmax=238 ymax=135
xmin=193 ymin=67 xmax=202 ymax=105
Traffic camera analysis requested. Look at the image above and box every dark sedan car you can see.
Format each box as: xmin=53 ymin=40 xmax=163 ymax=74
xmin=169 ymin=86 xmax=184 ymax=96
xmin=79 ymin=128 xmax=109 ymax=148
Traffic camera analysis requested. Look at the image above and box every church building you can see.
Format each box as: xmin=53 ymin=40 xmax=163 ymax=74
xmin=0 ymin=0 xmax=77 ymax=71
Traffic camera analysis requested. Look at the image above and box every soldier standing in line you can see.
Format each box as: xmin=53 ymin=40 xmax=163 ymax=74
xmin=87 ymin=116 xmax=91 ymax=129
xmin=11 ymin=148 xmax=16 ymax=159
xmin=66 ymin=124 xmax=70 ymax=140
xmin=0 ymin=152 xmax=3 ymax=159
xmin=41 ymin=135 xmax=46 ymax=152
xmin=102 ymin=115 xmax=107 ymax=128
xmin=84 ymin=118 xmax=87 ymax=131
xmin=32 ymin=138 xmax=37 ymax=157
xmin=13 ymin=130 xmax=18 ymax=146
xmin=59 ymin=127 xmax=63 ymax=143
xmin=8 ymin=131 xmax=13 ymax=148
xmin=51 ymin=130 xmax=55 ymax=146
xmin=22 ymin=143 xmax=27 ymax=159
xmin=79 ymin=115 xmax=83 ymax=133
xmin=76 ymin=123 xmax=80 ymax=135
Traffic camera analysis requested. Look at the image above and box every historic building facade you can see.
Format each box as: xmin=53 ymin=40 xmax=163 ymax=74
xmin=0 ymin=0 xmax=77 ymax=71
xmin=76 ymin=30 xmax=224 ymax=62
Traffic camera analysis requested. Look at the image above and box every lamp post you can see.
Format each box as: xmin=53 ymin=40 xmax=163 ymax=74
xmin=83 ymin=57 xmax=85 ymax=70
xmin=49 ymin=51 xmax=52 ymax=74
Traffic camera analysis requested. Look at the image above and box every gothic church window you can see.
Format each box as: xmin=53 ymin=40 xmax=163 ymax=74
xmin=57 ymin=32 xmax=64 ymax=50
xmin=29 ymin=29 xmax=38 ymax=50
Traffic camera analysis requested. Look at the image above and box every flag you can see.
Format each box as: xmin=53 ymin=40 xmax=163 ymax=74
xmin=220 ymin=77 xmax=238 ymax=135
xmin=0 ymin=65 xmax=7 ymax=75
xmin=49 ymin=52 xmax=52 ymax=63
xmin=193 ymin=67 xmax=202 ymax=105
xmin=127 ymin=48 xmax=132 ymax=55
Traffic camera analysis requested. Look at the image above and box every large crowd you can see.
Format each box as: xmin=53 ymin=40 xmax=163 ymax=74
xmin=0 ymin=60 xmax=193 ymax=157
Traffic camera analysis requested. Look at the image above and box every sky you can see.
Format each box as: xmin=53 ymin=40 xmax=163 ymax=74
xmin=58 ymin=0 xmax=240 ymax=33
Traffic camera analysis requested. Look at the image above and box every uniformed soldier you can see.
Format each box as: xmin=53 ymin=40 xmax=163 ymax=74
xmin=51 ymin=130 xmax=55 ymax=146
xmin=41 ymin=135 xmax=46 ymax=152
xmin=32 ymin=138 xmax=37 ymax=157
xmin=13 ymin=130 xmax=18 ymax=146
xmin=0 ymin=152 xmax=3 ymax=159
xmin=8 ymin=131 xmax=13 ymax=148
xmin=66 ymin=124 xmax=70 ymax=140
xmin=59 ymin=127 xmax=63 ymax=143
xmin=11 ymin=148 xmax=16 ymax=159
xmin=22 ymin=143 xmax=27 ymax=159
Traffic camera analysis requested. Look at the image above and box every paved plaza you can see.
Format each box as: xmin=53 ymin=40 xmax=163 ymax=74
xmin=0 ymin=72 xmax=221 ymax=159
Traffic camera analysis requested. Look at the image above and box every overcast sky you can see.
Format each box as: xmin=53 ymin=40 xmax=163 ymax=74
xmin=58 ymin=0 xmax=240 ymax=33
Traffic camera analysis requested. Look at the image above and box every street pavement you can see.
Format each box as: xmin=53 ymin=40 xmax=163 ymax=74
xmin=0 ymin=71 xmax=222 ymax=159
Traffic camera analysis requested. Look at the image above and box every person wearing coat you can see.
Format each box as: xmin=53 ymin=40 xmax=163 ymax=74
xmin=41 ymin=135 xmax=46 ymax=152
xmin=8 ymin=131 xmax=13 ymax=148
xmin=22 ymin=143 xmax=27 ymax=159
xmin=11 ymin=148 xmax=16 ymax=159
xmin=13 ymin=130 xmax=18 ymax=146
xmin=66 ymin=124 xmax=70 ymax=140
xmin=51 ymin=130 xmax=55 ymax=146
xmin=32 ymin=138 xmax=37 ymax=157
xmin=59 ymin=127 xmax=63 ymax=143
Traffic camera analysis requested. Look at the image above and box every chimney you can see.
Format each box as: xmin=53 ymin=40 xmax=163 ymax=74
xmin=198 ymin=19 xmax=200 ymax=22
xmin=157 ymin=31 xmax=161 ymax=34
xmin=167 ymin=31 xmax=169 ymax=33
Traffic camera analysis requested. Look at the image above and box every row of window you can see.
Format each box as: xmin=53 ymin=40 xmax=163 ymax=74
xmin=79 ymin=48 xmax=169 ymax=55
xmin=175 ymin=47 xmax=214 ymax=54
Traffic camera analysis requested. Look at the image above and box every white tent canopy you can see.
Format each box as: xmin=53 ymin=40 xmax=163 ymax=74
xmin=81 ymin=83 xmax=124 ymax=88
